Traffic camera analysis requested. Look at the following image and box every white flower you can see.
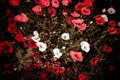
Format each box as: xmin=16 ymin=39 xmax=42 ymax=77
xmin=117 ymin=22 xmax=120 ymax=26
xmin=107 ymin=7 xmax=116 ymax=14
xmin=101 ymin=14 xmax=108 ymax=22
xmin=36 ymin=42 xmax=47 ymax=52
xmin=102 ymin=8 xmax=106 ymax=13
xmin=33 ymin=31 xmax=39 ymax=37
xmin=80 ymin=41 xmax=90 ymax=53
xmin=53 ymin=48 xmax=62 ymax=58
xmin=31 ymin=36 xmax=40 ymax=42
xmin=61 ymin=33 xmax=70 ymax=40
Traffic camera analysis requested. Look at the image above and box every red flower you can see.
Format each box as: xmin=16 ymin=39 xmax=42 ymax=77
xmin=83 ymin=0 xmax=94 ymax=7
xmin=9 ymin=0 xmax=20 ymax=6
xmin=72 ymin=19 xmax=87 ymax=30
xmin=117 ymin=27 xmax=120 ymax=35
xmin=78 ymin=73 xmax=87 ymax=80
xmin=3 ymin=41 xmax=13 ymax=53
xmin=108 ymin=20 xmax=116 ymax=27
xmin=81 ymin=7 xmax=91 ymax=16
xmin=107 ymin=27 xmax=117 ymax=34
xmin=41 ymin=0 xmax=50 ymax=7
xmin=14 ymin=13 xmax=29 ymax=23
xmin=59 ymin=67 xmax=65 ymax=74
xmin=71 ymin=11 xmax=80 ymax=18
xmin=63 ymin=9 xmax=69 ymax=17
xmin=48 ymin=6 xmax=56 ymax=16
xmin=52 ymin=67 xmax=59 ymax=75
xmin=103 ymin=45 xmax=112 ymax=53
xmin=15 ymin=33 xmax=26 ymax=42
xmin=95 ymin=14 xmax=105 ymax=26
xmin=29 ymin=37 xmax=38 ymax=48
xmin=66 ymin=16 xmax=73 ymax=24
xmin=7 ymin=23 xmax=17 ymax=34
xmin=90 ymin=57 xmax=99 ymax=66
xmin=0 ymin=42 xmax=4 ymax=55
xmin=40 ymin=72 xmax=47 ymax=80
xmin=32 ymin=5 xmax=42 ymax=15
xmin=70 ymin=51 xmax=83 ymax=62
xmin=51 ymin=0 xmax=60 ymax=8
xmin=75 ymin=2 xmax=85 ymax=12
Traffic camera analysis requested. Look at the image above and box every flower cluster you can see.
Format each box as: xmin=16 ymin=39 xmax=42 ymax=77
xmin=0 ymin=0 xmax=120 ymax=80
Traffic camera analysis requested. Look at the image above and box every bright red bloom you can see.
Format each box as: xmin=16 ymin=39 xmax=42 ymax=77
xmin=107 ymin=27 xmax=117 ymax=34
xmin=70 ymin=51 xmax=83 ymax=62
xmin=59 ymin=67 xmax=65 ymax=74
xmin=9 ymin=0 xmax=20 ymax=6
xmin=15 ymin=33 xmax=26 ymax=42
xmin=90 ymin=57 xmax=99 ymax=66
xmin=52 ymin=67 xmax=59 ymax=74
xmin=83 ymin=0 xmax=94 ymax=8
xmin=103 ymin=45 xmax=112 ymax=53
xmin=3 ymin=41 xmax=13 ymax=53
xmin=72 ymin=19 xmax=87 ymax=30
xmin=32 ymin=5 xmax=42 ymax=15
xmin=75 ymin=2 xmax=85 ymax=12
xmin=108 ymin=20 xmax=116 ymax=27
xmin=78 ymin=73 xmax=87 ymax=80
xmin=7 ymin=23 xmax=17 ymax=34
xmin=29 ymin=37 xmax=38 ymax=49
xmin=95 ymin=14 xmax=105 ymax=26
xmin=51 ymin=0 xmax=60 ymax=8
xmin=71 ymin=11 xmax=80 ymax=18
xmin=41 ymin=0 xmax=50 ymax=7
xmin=14 ymin=13 xmax=29 ymax=23
xmin=48 ymin=6 xmax=56 ymax=16
xmin=81 ymin=7 xmax=91 ymax=16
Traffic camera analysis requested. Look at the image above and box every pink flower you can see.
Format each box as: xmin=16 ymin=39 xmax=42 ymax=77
xmin=63 ymin=9 xmax=69 ymax=17
xmin=81 ymin=7 xmax=91 ymax=16
xmin=51 ymin=0 xmax=60 ymax=8
xmin=70 ymin=51 xmax=83 ymax=62
xmin=71 ymin=11 xmax=80 ymax=18
xmin=62 ymin=0 xmax=72 ymax=6
xmin=65 ymin=16 xmax=73 ymax=24
xmin=103 ymin=45 xmax=112 ymax=53
xmin=9 ymin=0 xmax=20 ymax=6
xmin=107 ymin=27 xmax=117 ymax=34
xmin=41 ymin=0 xmax=50 ymax=7
xmin=32 ymin=5 xmax=42 ymax=15
xmin=72 ymin=19 xmax=87 ymax=30
xmin=14 ymin=13 xmax=29 ymax=23
xmin=48 ymin=6 xmax=56 ymax=16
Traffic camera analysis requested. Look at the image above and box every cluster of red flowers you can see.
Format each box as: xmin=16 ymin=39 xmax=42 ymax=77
xmin=0 ymin=0 xmax=120 ymax=80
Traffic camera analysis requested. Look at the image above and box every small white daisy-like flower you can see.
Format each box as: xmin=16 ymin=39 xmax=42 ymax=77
xmin=80 ymin=41 xmax=90 ymax=53
xmin=61 ymin=33 xmax=70 ymax=40
xmin=101 ymin=14 xmax=108 ymax=22
xmin=31 ymin=36 xmax=40 ymax=42
xmin=33 ymin=31 xmax=39 ymax=37
xmin=117 ymin=22 xmax=120 ymax=26
xmin=36 ymin=42 xmax=47 ymax=52
xmin=107 ymin=7 xmax=116 ymax=14
xmin=102 ymin=8 xmax=106 ymax=13
xmin=62 ymin=46 xmax=66 ymax=49
xmin=53 ymin=48 xmax=62 ymax=58
xmin=90 ymin=21 xmax=93 ymax=24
